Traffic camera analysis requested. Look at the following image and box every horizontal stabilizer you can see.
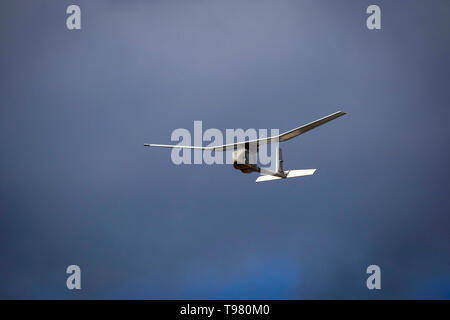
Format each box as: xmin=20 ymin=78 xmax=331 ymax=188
xmin=255 ymin=169 xmax=316 ymax=182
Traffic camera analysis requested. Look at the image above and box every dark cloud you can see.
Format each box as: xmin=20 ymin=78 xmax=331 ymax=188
xmin=0 ymin=0 xmax=449 ymax=299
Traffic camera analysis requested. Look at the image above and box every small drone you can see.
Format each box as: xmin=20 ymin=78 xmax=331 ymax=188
xmin=145 ymin=111 xmax=346 ymax=182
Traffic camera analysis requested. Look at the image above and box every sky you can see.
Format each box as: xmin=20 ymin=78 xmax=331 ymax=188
xmin=0 ymin=0 xmax=449 ymax=299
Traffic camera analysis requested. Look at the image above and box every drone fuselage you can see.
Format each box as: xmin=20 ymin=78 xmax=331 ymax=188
xmin=232 ymin=149 xmax=260 ymax=174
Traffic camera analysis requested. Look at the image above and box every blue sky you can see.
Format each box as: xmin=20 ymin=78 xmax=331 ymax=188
xmin=0 ymin=0 xmax=449 ymax=299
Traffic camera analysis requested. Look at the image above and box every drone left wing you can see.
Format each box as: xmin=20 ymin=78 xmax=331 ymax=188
xmin=143 ymin=144 xmax=206 ymax=150
xmin=144 ymin=136 xmax=278 ymax=152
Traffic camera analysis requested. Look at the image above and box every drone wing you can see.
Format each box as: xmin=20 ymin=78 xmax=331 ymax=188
xmin=278 ymin=110 xmax=346 ymax=142
xmin=144 ymin=136 xmax=277 ymax=152
xmin=144 ymin=110 xmax=346 ymax=152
